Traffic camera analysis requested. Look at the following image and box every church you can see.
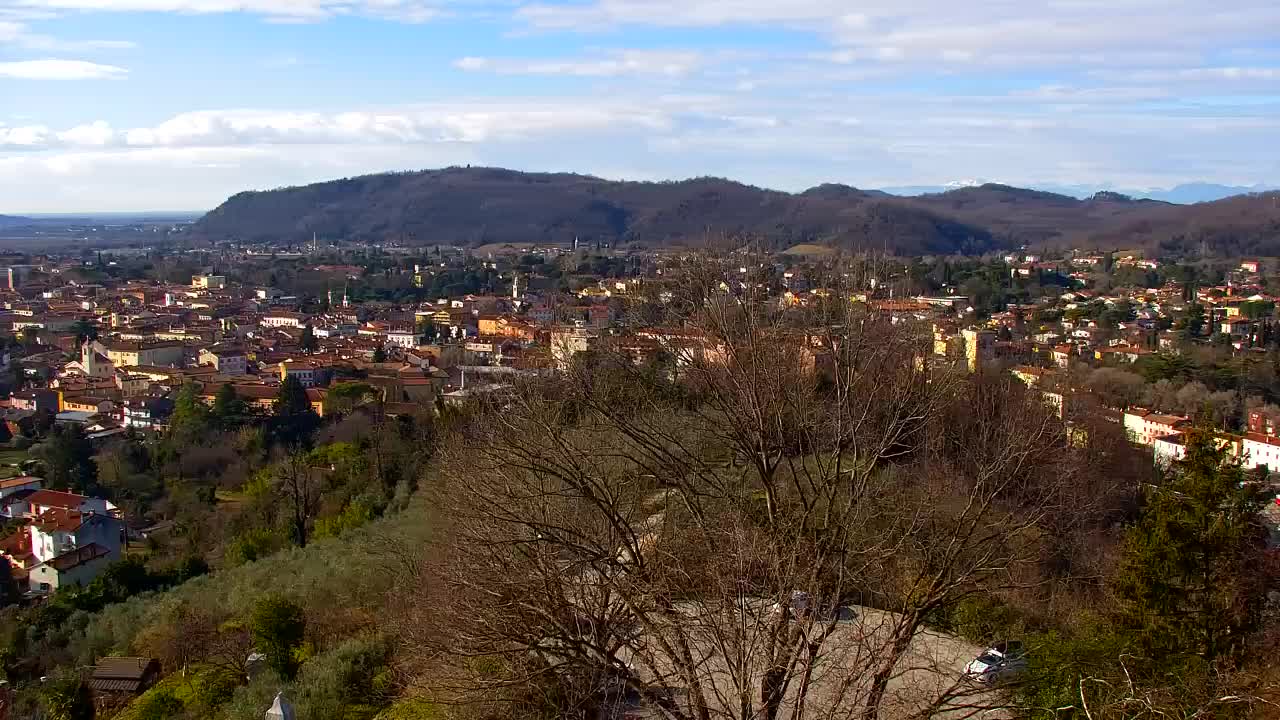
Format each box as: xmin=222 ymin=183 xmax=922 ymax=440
xmin=62 ymin=340 xmax=116 ymax=380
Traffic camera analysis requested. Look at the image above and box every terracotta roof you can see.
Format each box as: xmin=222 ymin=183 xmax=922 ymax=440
xmin=224 ymin=384 xmax=278 ymax=401
xmin=0 ymin=476 xmax=41 ymax=490
xmin=39 ymin=542 xmax=110 ymax=572
xmin=0 ymin=528 xmax=31 ymax=556
xmin=26 ymin=489 xmax=90 ymax=510
xmin=32 ymin=507 xmax=89 ymax=533
xmin=1245 ymin=432 xmax=1280 ymax=448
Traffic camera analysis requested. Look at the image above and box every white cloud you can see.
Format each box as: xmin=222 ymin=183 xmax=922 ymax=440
xmin=1014 ymin=85 xmax=1171 ymax=103
xmin=0 ymin=58 xmax=126 ymax=78
xmin=57 ymin=120 xmax=114 ymax=145
xmin=0 ymin=124 xmax=50 ymax=147
xmin=111 ymin=105 xmax=672 ymax=147
xmin=455 ymin=50 xmax=702 ymax=77
xmin=18 ymin=34 xmax=136 ymax=50
xmin=1105 ymin=66 xmax=1280 ymax=83
xmin=514 ymin=0 xmax=1280 ymax=68
xmin=8 ymin=0 xmax=445 ymax=22
xmin=2 ymin=103 xmax=674 ymax=152
xmin=0 ymin=18 xmax=135 ymax=49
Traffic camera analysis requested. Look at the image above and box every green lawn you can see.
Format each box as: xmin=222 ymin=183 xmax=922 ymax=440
xmin=0 ymin=448 xmax=31 ymax=479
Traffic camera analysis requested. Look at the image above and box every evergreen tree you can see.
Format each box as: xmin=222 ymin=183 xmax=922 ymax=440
xmin=1178 ymin=303 xmax=1206 ymax=339
xmin=372 ymin=347 xmax=387 ymax=363
xmin=274 ymin=375 xmax=311 ymax=416
xmin=250 ymin=595 xmax=306 ymax=680
xmin=168 ymin=382 xmax=211 ymax=443
xmin=0 ymin=556 xmax=16 ymax=606
xmin=210 ymin=383 xmax=248 ymax=428
xmin=300 ymin=325 xmax=318 ymax=353
xmin=1113 ymin=429 xmax=1267 ymax=666
xmin=71 ymin=319 xmax=98 ymax=345
xmin=38 ymin=424 xmax=98 ymax=494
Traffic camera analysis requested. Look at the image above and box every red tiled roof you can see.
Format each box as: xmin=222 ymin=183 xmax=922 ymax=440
xmin=1245 ymin=432 xmax=1280 ymax=448
xmin=26 ymin=489 xmax=90 ymax=510
xmin=0 ymin=476 xmax=40 ymax=490
xmin=0 ymin=528 xmax=31 ymax=556
xmin=32 ymin=508 xmax=89 ymax=533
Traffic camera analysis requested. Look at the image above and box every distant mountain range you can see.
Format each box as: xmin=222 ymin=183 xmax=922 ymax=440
xmin=190 ymin=168 xmax=1280 ymax=258
xmin=879 ymin=181 xmax=1280 ymax=204
xmin=0 ymin=215 xmax=34 ymax=230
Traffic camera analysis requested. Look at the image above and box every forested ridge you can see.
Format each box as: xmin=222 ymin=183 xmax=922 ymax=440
xmin=192 ymin=167 xmax=1280 ymax=257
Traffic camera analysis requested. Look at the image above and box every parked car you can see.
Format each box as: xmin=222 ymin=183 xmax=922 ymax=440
xmin=965 ymin=641 xmax=1028 ymax=684
xmin=769 ymin=590 xmax=812 ymax=618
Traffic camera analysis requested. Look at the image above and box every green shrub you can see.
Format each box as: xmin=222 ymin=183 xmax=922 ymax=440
xmin=191 ymin=667 xmax=243 ymax=712
xmin=132 ymin=687 xmax=184 ymax=720
xmin=225 ymin=528 xmax=283 ymax=566
xmin=39 ymin=671 xmax=94 ymax=720
xmin=313 ymin=500 xmax=375 ymax=539
xmin=292 ymin=636 xmax=395 ymax=720
xmin=250 ymin=596 xmax=306 ymax=681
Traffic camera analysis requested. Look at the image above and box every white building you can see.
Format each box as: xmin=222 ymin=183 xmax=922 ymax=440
xmin=1153 ymin=432 xmax=1244 ymax=469
xmin=28 ymin=508 xmax=122 ymax=563
xmin=386 ymin=330 xmax=418 ymax=349
xmin=280 ymin=360 xmax=320 ymax=388
xmin=199 ymin=345 xmax=249 ymax=375
xmin=550 ymin=324 xmax=598 ymax=370
xmin=262 ymin=312 xmax=308 ymax=328
xmin=28 ymin=544 xmax=113 ymax=592
xmin=192 ymin=274 xmax=227 ymax=289
xmin=26 ymin=489 xmax=112 ymax=517
xmin=63 ymin=340 xmax=114 ymax=379
xmin=1123 ymin=409 xmax=1190 ymax=446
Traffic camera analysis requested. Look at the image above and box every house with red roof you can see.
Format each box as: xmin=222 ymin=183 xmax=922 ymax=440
xmin=27 ymin=507 xmax=122 ymax=565
xmin=25 ymin=489 xmax=113 ymax=517
xmin=28 ymin=543 xmax=113 ymax=592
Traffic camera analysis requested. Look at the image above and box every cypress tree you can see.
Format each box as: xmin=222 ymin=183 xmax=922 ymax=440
xmin=1113 ymin=429 xmax=1267 ymax=666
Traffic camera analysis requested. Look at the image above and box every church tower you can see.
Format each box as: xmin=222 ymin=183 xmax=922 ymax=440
xmin=82 ymin=339 xmax=97 ymax=377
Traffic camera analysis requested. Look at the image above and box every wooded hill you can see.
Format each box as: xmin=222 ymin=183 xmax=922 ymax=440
xmin=192 ymin=167 xmax=1280 ymax=257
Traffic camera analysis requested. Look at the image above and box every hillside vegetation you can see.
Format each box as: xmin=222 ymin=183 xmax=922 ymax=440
xmin=192 ymin=168 xmax=1280 ymax=256
xmin=193 ymin=168 xmax=996 ymax=254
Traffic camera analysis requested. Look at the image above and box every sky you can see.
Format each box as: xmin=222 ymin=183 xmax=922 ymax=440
xmin=1 ymin=0 xmax=1279 ymax=212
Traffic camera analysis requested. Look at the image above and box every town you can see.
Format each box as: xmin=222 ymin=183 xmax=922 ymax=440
xmin=1 ymin=245 xmax=1279 ymax=596
xmin=0 ymin=241 xmax=1277 ymax=718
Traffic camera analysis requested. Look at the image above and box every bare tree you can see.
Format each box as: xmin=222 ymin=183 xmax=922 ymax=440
xmin=276 ymin=450 xmax=322 ymax=548
xmin=417 ymin=264 xmax=1096 ymax=720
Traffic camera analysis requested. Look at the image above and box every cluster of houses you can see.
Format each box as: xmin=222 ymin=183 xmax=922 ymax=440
xmin=0 ymin=478 xmax=122 ymax=597
xmin=1146 ymin=408 xmax=1280 ymax=471
xmin=0 ymin=249 xmax=1276 ymax=593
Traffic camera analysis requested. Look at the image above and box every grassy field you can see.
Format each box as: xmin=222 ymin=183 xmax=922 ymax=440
xmin=781 ymin=243 xmax=838 ymax=256
xmin=0 ymin=447 xmax=32 ymax=478
xmin=0 ymin=448 xmax=32 ymax=466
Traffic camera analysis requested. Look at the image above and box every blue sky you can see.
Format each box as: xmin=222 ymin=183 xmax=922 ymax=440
xmin=2 ymin=0 xmax=1279 ymax=212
